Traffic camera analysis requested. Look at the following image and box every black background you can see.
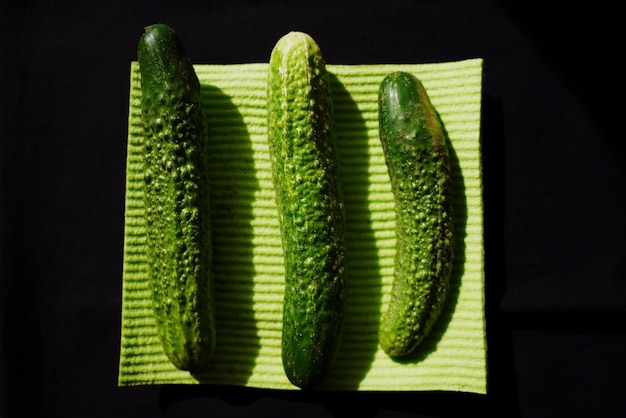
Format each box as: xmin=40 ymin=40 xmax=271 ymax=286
xmin=1 ymin=1 xmax=624 ymax=417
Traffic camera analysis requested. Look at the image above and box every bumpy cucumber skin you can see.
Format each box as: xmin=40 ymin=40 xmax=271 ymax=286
xmin=267 ymin=32 xmax=346 ymax=389
xmin=138 ymin=23 xmax=214 ymax=373
xmin=377 ymin=72 xmax=453 ymax=358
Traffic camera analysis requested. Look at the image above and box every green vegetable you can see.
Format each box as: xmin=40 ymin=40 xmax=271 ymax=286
xmin=267 ymin=32 xmax=346 ymax=388
xmin=137 ymin=23 xmax=215 ymax=373
xmin=377 ymin=71 xmax=454 ymax=358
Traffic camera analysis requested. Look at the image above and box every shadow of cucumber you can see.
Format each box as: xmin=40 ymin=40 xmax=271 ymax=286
xmin=319 ymin=73 xmax=383 ymax=389
xmin=191 ymin=84 xmax=261 ymax=385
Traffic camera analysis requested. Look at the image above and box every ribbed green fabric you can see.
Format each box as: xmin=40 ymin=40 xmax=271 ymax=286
xmin=118 ymin=59 xmax=486 ymax=393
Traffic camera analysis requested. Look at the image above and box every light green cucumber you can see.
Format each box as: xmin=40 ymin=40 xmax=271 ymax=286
xmin=267 ymin=31 xmax=346 ymax=389
xmin=138 ymin=23 xmax=214 ymax=373
xmin=377 ymin=71 xmax=454 ymax=358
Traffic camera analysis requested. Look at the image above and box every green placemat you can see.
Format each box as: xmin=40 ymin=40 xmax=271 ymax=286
xmin=118 ymin=59 xmax=486 ymax=393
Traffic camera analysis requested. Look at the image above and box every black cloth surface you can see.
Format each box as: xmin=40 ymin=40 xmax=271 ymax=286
xmin=1 ymin=1 xmax=624 ymax=417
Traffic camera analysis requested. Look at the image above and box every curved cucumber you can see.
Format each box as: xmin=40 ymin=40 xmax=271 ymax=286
xmin=137 ymin=23 xmax=215 ymax=372
xmin=267 ymin=32 xmax=346 ymax=388
xmin=377 ymin=71 xmax=454 ymax=358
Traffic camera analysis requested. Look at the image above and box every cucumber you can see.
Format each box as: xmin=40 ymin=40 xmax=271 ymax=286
xmin=267 ymin=32 xmax=346 ymax=388
xmin=137 ymin=23 xmax=215 ymax=372
xmin=377 ymin=71 xmax=454 ymax=358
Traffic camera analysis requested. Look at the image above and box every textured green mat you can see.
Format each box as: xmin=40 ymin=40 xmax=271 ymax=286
xmin=118 ymin=58 xmax=486 ymax=392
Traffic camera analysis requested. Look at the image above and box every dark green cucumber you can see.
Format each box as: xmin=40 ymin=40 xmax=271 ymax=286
xmin=377 ymin=71 xmax=454 ymax=358
xmin=137 ymin=23 xmax=214 ymax=372
xmin=267 ymin=32 xmax=346 ymax=389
